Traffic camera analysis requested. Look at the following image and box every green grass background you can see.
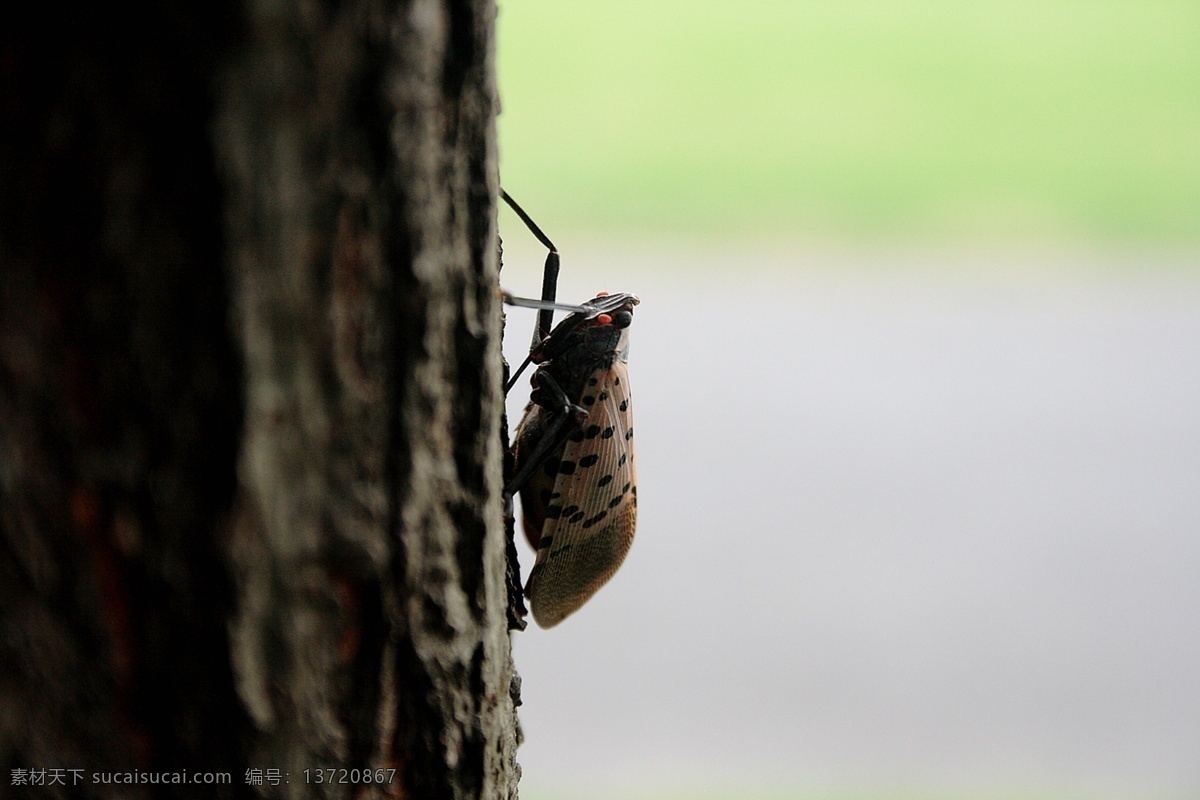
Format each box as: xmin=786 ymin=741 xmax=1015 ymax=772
xmin=496 ymin=0 xmax=1200 ymax=243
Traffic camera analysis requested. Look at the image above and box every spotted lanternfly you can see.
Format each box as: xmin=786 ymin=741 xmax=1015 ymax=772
xmin=501 ymin=190 xmax=639 ymax=629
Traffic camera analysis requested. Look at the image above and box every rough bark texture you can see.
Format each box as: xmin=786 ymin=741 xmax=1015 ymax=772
xmin=1 ymin=1 xmax=518 ymax=798
xmin=219 ymin=0 xmax=518 ymax=797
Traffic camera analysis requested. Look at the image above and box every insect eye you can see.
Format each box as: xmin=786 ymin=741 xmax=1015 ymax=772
xmin=612 ymin=310 xmax=633 ymax=329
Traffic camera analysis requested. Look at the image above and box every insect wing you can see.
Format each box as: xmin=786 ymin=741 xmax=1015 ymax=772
xmin=526 ymin=360 xmax=637 ymax=628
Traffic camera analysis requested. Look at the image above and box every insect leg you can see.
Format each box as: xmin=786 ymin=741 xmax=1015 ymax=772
xmin=498 ymin=189 xmax=576 ymax=630
xmin=499 ymin=292 xmax=588 ymax=395
xmin=500 ymin=189 xmax=560 ymax=348
xmin=502 ymin=489 xmax=528 ymax=631
xmin=500 ymin=292 xmax=586 ymax=315
xmin=505 ymin=370 xmax=588 ymax=496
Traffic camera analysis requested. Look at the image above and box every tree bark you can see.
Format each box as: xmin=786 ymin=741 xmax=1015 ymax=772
xmin=1 ymin=1 xmax=518 ymax=798
xmin=219 ymin=0 xmax=519 ymax=796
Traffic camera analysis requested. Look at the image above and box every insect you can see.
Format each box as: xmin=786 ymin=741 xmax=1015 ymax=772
xmin=501 ymin=190 xmax=639 ymax=629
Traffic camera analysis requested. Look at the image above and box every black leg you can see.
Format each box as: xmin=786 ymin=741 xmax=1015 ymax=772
xmin=500 ymin=189 xmax=560 ymax=347
xmin=504 ymin=370 xmax=588 ymax=496
xmin=499 ymin=189 xmax=574 ymax=631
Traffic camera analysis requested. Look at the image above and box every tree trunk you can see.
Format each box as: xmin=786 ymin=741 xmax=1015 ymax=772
xmin=1 ymin=1 xmax=518 ymax=798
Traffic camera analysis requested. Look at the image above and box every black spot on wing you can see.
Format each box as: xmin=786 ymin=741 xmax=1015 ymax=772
xmin=579 ymin=453 xmax=598 ymax=468
xmin=598 ymin=474 xmax=613 ymax=487
xmin=581 ymin=509 xmax=607 ymax=529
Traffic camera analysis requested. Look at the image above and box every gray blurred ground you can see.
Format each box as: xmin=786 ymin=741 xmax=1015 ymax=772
xmin=501 ymin=242 xmax=1200 ymax=799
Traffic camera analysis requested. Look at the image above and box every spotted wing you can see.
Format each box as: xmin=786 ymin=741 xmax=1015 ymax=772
xmin=526 ymin=360 xmax=637 ymax=628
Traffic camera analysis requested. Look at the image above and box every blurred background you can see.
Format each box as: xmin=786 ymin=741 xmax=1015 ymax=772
xmin=495 ymin=2 xmax=1200 ymax=799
